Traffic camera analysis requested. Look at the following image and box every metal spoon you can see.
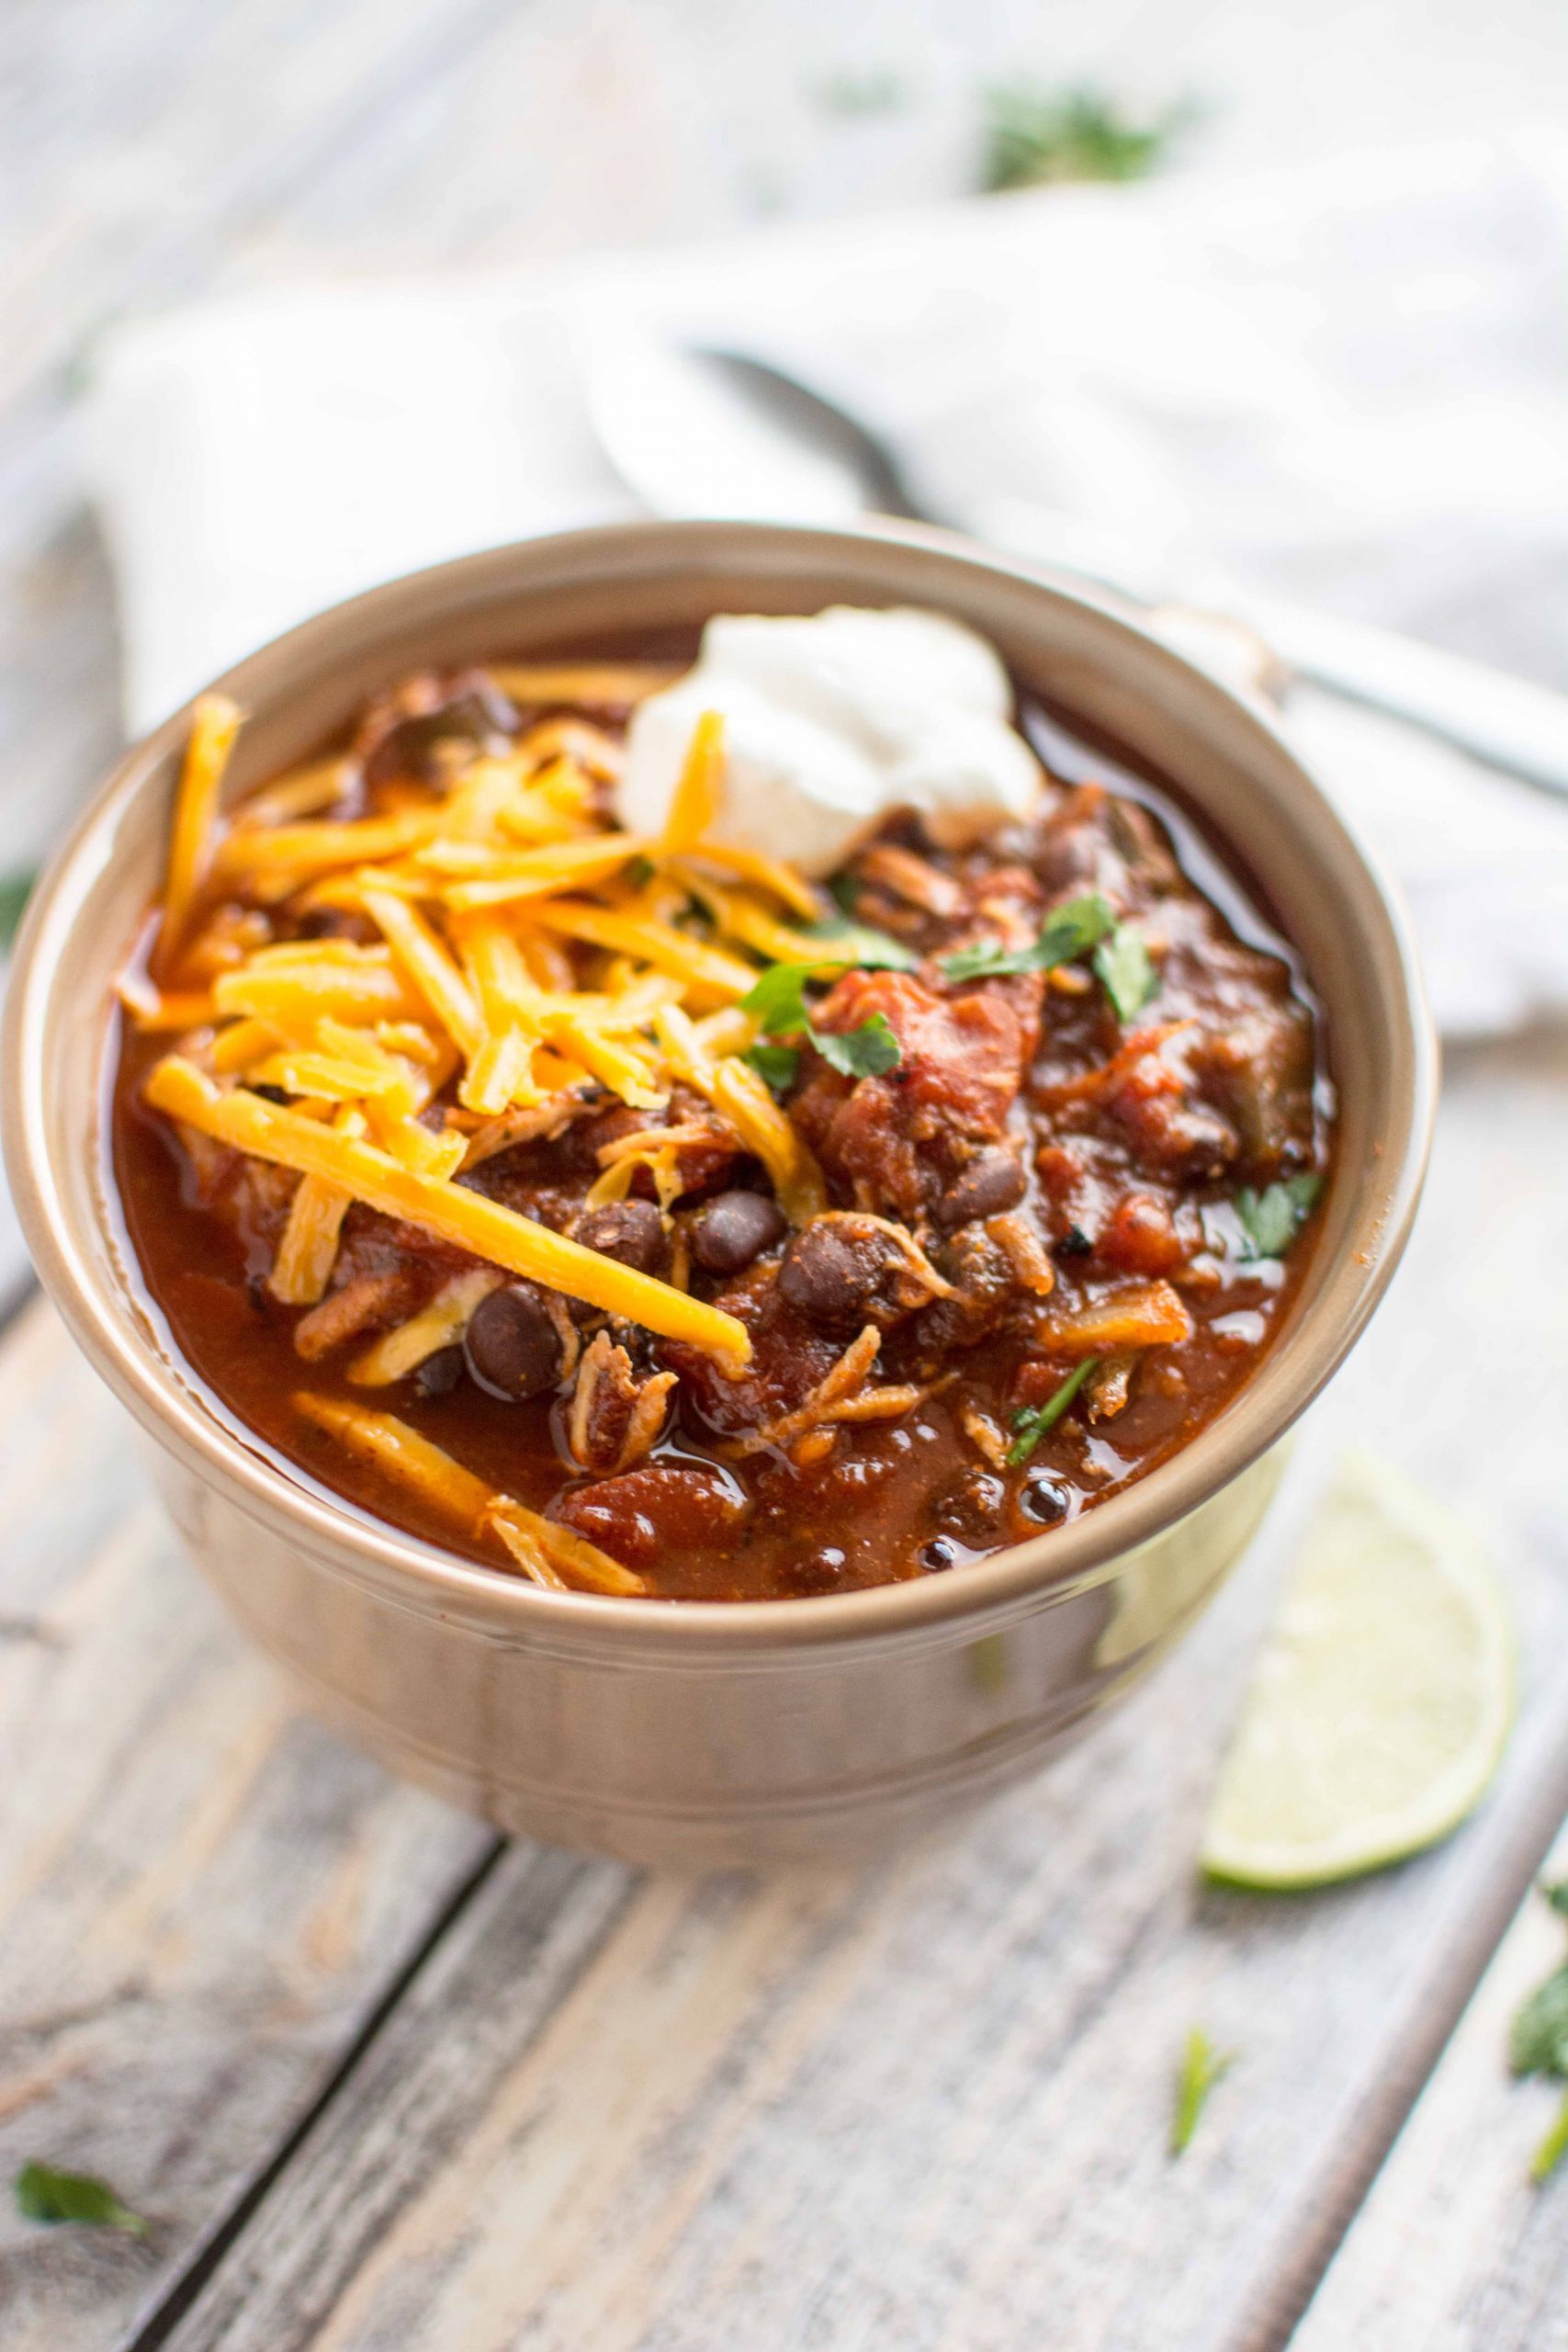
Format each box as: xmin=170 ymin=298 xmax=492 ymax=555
xmin=588 ymin=336 xmax=1568 ymax=797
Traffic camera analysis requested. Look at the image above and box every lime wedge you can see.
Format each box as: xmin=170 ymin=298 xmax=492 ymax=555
xmin=1201 ymin=1451 xmax=1513 ymax=1890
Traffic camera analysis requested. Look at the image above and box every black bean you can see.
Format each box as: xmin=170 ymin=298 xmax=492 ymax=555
xmin=1019 ymin=1472 xmax=1069 ymax=1526
xmin=777 ymin=1214 xmax=923 ymax=1331
xmin=575 ymin=1197 xmax=666 ymax=1275
xmin=689 ymin=1189 xmax=786 ymax=1277
xmin=919 ymin=1535 xmax=963 ymax=1574
xmin=1052 ymin=1225 xmax=1094 ymax=1262
xmin=412 ymin=1343 xmax=464 ymax=1398
xmin=462 ymin=1283 xmax=562 ymax=1402
xmin=934 ymin=1148 xmax=1026 ymax=1229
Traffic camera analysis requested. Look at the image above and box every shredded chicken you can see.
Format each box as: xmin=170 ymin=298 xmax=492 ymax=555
xmin=294 ymin=1270 xmax=408 ymax=1360
xmin=567 ymin=1330 xmax=677 ymax=1474
xmin=854 ymin=842 xmax=965 ymax=917
xmin=724 ymin=1323 xmax=935 ymax=1456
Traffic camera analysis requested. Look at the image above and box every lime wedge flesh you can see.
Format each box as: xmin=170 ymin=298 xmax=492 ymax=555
xmin=1201 ymin=1451 xmax=1513 ymax=1890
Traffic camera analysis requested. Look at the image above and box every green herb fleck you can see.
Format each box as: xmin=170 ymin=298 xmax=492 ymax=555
xmin=1512 ymin=1966 xmax=1568 ymax=2080
xmin=743 ymin=1040 xmax=802 ymax=1091
xmin=624 ymin=854 xmax=657 ymax=889
xmin=941 ymin=891 xmax=1115 ymax=983
xmin=0 ymin=869 xmax=37 ymax=950
xmin=1093 ymin=922 xmax=1157 ymax=1022
xmin=1235 ymin=1174 xmax=1322 ymax=1261
xmin=740 ymin=960 xmax=905 ymax=1080
xmin=1170 ymin=2027 xmax=1234 ymax=2157
xmin=829 ymin=871 xmax=862 ymax=917
xmin=739 ymin=962 xmax=818 ymax=1038
xmin=815 ymin=1012 xmax=902 ymax=1080
xmin=800 ymin=918 xmax=917 ymax=972
xmin=15 ymin=2161 xmax=149 ymax=2236
xmin=1544 ymin=1880 xmax=1568 ymax=1921
xmin=1532 ymin=2086 xmax=1568 ymax=2186
xmin=1007 ymin=1356 xmax=1098 ymax=1466
xmin=981 ymin=82 xmax=1196 ymax=195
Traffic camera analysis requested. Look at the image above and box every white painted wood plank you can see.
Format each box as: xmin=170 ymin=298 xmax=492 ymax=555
xmin=0 ymin=1299 xmax=494 ymax=2352
xmin=151 ymin=1037 xmax=1568 ymax=2352
xmin=1291 ymin=1823 xmax=1568 ymax=2352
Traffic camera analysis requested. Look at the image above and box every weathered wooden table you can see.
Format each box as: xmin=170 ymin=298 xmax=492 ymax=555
xmin=6 ymin=7 xmax=1568 ymax=2345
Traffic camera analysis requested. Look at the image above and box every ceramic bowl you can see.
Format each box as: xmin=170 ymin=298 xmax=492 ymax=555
xmin=2 ymin=521 xmax=1435 ymax=1864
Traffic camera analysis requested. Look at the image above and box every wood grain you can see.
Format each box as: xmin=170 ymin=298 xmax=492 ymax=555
xmin=6 ymin=7 xmax=1568 ymax=2344
xmin=0 ymin=1299 xmax=492 ymax=2352
xmin=1292 ymin=1825 xmax=1568 ymax=2351
xmin=141 ymin=1039 xmax=1568 ymax=2352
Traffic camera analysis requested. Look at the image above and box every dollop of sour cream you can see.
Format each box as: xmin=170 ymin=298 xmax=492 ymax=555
xmin=615 ymin=605 xmax=1042 ymax=876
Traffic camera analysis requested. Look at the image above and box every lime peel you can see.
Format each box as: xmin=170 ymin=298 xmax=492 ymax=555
xmin=1200 ymin=1450 xmax=1513 ymax=1891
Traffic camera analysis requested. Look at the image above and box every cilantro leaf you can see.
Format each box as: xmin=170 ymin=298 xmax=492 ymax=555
xmin=743 ymin=1041 xmax=801 ymax=1091
xmin=941 ymin=891 xmax=1114 ymax=982
xmin=739 ymin=963 xmax=818 ymax=1038
xmin=1093 ymin=922 xmax=1157 ymax=1022
xmin=815 ymin=1012 xmax=902 ymax=1080
xmin=15 ymin=2161 xmax=150 ymax=2236
xmin=1235 ymin=1174 xmax=1322 ymax=1261
xmin=1511 ymin=1965 xmax=1568 ymax=2079
xmin=1545 ymin=1880 xmax=1568 ymax=1920
xmin=0 ymin=869 xmax=37 ymax=951
xmin=1169 ymin=2027 xmax=1235 ymax=2157
xmin=740 ymin=960 xmax=905 ymax=1080
xmin=799 ymin=918 xmax=917 ymax=972
xmin=1007 ymin=1356 xmax=1098 ymax=1466
xmin=1533 ymin=2086 xmax=1568 ymax=2186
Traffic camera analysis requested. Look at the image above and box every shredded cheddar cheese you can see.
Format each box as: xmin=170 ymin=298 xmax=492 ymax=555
xmin=132 ymin=688 xmax=873 ymax=1369
xmin=145 ymin=1057 xmax=750 ymax=1362
xmin=158 ymin=693 xmax=243 ymax=974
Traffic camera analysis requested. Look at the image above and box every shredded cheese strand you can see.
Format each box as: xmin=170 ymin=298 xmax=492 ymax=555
xmin=147 ymin=1057 xmax=750 ymax=1363
xmin=158 ymin=692 xmax=243 ymax=972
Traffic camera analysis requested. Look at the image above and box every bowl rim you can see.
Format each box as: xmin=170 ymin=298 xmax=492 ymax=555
xmin=3 ymin=516 xmax=1438 ymax=1653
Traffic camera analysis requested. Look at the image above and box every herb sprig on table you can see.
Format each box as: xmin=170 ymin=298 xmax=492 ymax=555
xmin=1169 ymin=2027 xmax=1234 ymax=2157
xmin=0 ymin=869 xmax=37 ymax=951
xmin=15 ymin=2160 xmax=150 ymax=2236
xmin=981 ymin=83 xmax=1198 ymax=194
xmin=1508 ymin=1879 xmax=1568 ymax=2183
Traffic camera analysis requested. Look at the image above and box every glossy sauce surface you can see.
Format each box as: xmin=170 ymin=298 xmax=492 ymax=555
xmin=111 ymin=657 xmax=1334 ymax=1601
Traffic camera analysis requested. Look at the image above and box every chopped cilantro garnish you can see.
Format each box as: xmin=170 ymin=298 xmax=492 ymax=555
xmin=815 ymin=1012 xmax=902 ymax=1079
xmin=1234 ymin=1174 xmax=1322 ymax=1261
xmin=15 ymin=2161 xmax=149 ymax=2236
xmin=1007 ymin=1356 xmax=1098 ymax=1466
xmin=739 ymin=962 xmax=818 ymax=1038
xmin=743 ymin=1040 xmax=802 ymax=1091
xmin=941 ymin=891 xmax=1114 ymax=982
xmin=624 ymin=854 xmax=657 ymax=889
xmin=740 ymin=956 xmax=905 ymax=1080
xmin=1169 ymin=2027 xmax=1234 ymax=2157
xmin=1093 ymin=922 xmax=1158 ymax=1022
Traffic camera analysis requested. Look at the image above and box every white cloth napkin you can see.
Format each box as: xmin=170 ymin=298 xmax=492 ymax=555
xmin=84 ymin=130 xmax=1568 ymax=1039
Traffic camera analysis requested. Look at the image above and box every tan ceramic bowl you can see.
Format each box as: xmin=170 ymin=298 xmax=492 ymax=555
xmin=3 ymin=522 xmax=1434 ymax=1865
